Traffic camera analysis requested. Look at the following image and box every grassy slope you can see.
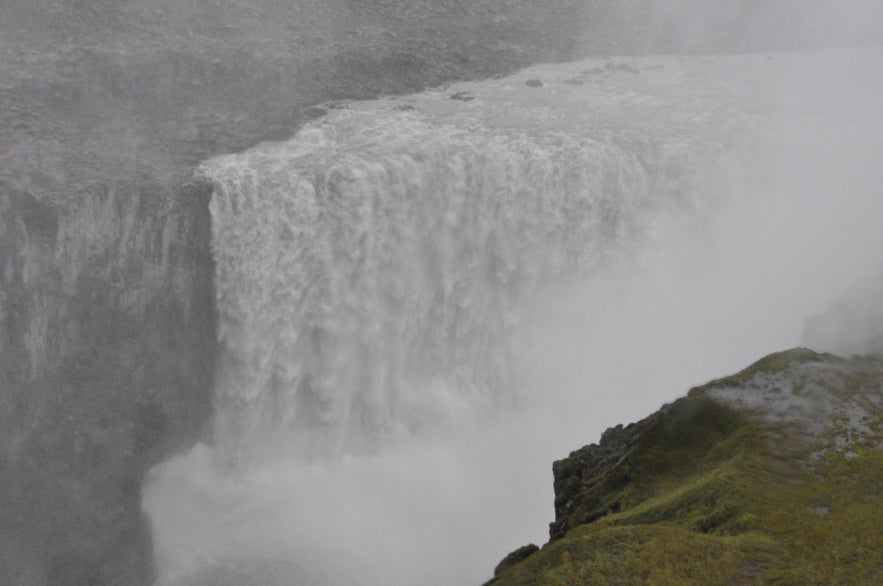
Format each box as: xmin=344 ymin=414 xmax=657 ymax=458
xmin=492 ymin=349 xmax=883 ymax=585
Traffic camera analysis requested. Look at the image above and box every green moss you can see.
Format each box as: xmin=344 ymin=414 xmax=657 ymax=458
xmin=556 ymin=396 xmax=752 ymax=534
xmin=493 ymin=352 xmax=883 ymax=585
xmin=688 ymin=348 xmax=837 ymax=394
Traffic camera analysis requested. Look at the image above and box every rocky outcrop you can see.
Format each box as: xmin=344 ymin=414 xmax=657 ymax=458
xmin=550 ymin=415 xmax=659 ymax=540
xmin=490 ymin=349 xmax=883 ymax=584
xmin=548 ymin=394 xmax=745 ymax=543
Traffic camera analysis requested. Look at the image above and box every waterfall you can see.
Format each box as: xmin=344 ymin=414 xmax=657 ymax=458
xmin=201 ymin=91 xmax=738 ymax=464
xmin=145 ymin=48 xmax=883 ymax=586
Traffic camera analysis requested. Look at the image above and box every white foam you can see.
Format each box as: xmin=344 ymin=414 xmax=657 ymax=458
xmin=199 ymin=53 xmax=778 ymax=463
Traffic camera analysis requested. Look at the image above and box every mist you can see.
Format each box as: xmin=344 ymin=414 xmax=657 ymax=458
xmin=3 ymin=1 xmax=883 ymax=585
xmin=146 ymin=45 xmax=883 ymax=586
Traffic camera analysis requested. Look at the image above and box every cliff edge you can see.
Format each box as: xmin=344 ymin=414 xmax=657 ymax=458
xmin=488 ymin=348 xmax=883 ymax=585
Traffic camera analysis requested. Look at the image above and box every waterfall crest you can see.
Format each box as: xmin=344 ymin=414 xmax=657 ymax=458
xmin=200 ymin=55 xmax=762 ymax=463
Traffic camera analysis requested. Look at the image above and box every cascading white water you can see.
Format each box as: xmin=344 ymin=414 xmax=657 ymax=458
xmin=145 ymin=48 xmax=883 ymax=586
xmin=203 ymin=110 xmax=735 ymax=464
xmin=198 ymin=49 xmax=779 ymax=465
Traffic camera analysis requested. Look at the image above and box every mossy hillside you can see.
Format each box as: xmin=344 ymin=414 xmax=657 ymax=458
xmin=490 ymin=349 xmax=883 ymax=585
xmin=550 ymin=397 xmax=753 ymax=540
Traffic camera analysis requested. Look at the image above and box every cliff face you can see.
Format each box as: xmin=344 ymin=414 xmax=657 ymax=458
xmin=490 ymin=349 xmax=883 ymax=584
xmin=0 ymin=177 xmax=216 ymax=585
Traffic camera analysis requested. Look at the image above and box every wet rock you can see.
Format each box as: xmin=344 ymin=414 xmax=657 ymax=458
xmin=550 ymin=414 xmax=660 ymax=539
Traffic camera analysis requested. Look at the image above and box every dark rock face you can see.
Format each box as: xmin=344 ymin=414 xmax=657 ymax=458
xmin=0 ymin=179 xmax=216 ymax=585
xmin=549 ymin=416 xmax=659 ymax=540
xmin=549 ymin=396 xmax=744 ymax=541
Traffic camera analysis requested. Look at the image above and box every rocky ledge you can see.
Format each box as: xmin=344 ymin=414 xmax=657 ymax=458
xmin=488 ymin=348 xmax=883 ymax=585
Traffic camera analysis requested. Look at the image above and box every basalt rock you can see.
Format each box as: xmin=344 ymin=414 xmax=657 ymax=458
xmin=490 ymin=349 xmax=883 ymax=585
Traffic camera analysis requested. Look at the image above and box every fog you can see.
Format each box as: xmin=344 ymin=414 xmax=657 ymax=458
xmin=2 ymin=2 xmax=882 ymax=585
xmin=147 ymin=43 xmax=883 ymax=586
